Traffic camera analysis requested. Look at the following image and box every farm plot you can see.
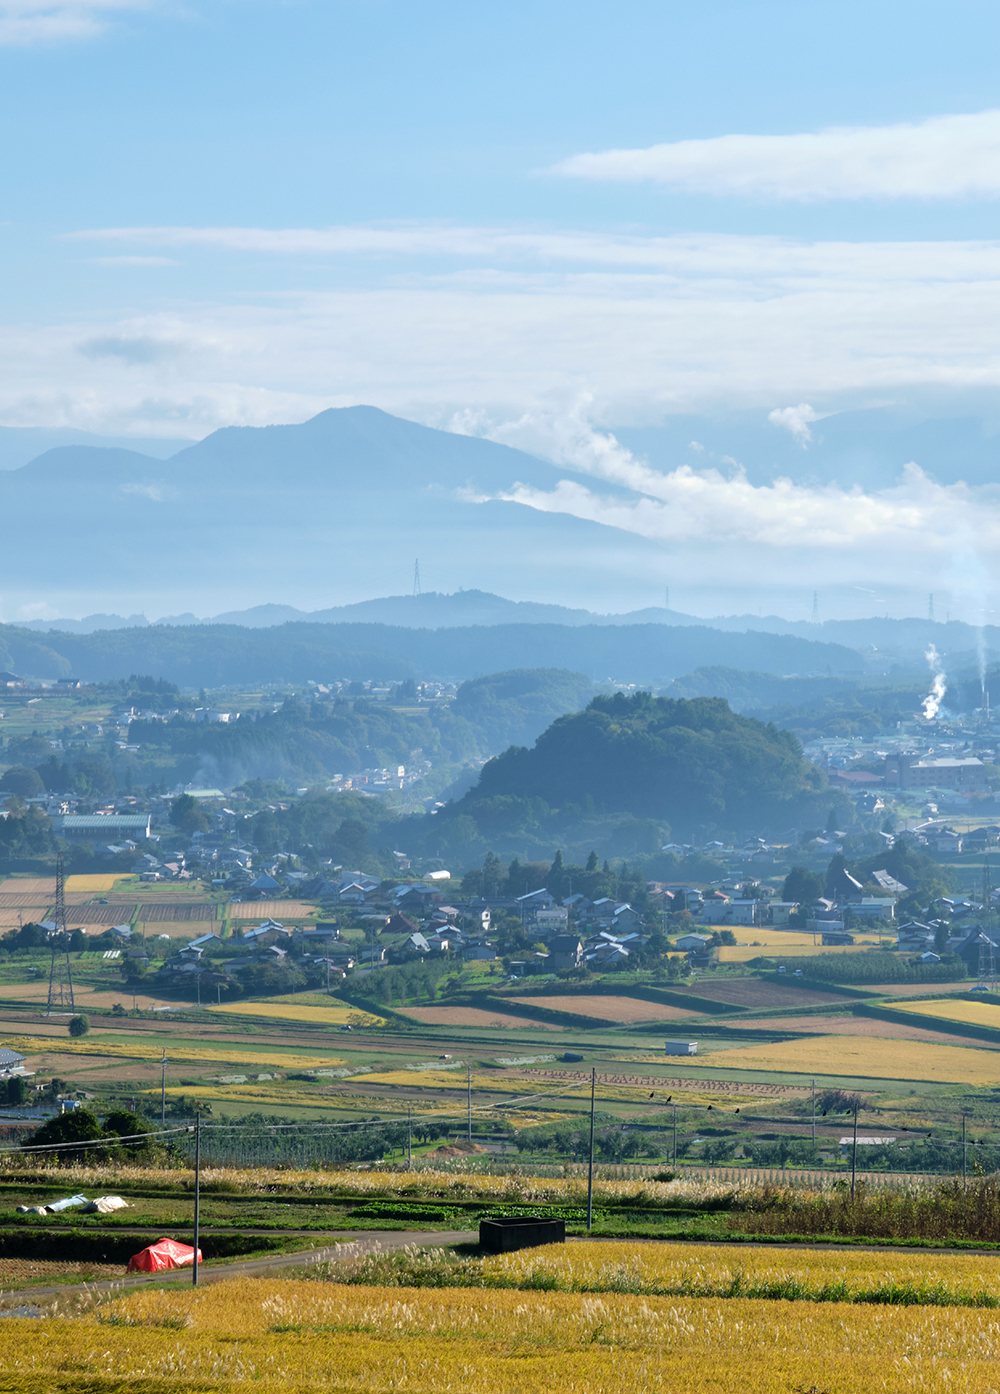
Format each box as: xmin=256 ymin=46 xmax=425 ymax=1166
xmin=228 ymin=901 xmax=318 ymax=920
xmin=729 ymin=1013 xmax=976 ymax=1045
xmin=400 ymin=1006 xmax=563 ymax=1030
xmin=138 ymin=902 xmax=218 ymax=922
xmin=25 ymin=1273 xmax=1000 ymax=1394
xmin=64 ymin=875 xmax=125 ymax=893
xmin=510 ymin=994 xmax=702 ymax=1023
xmin=0 ymin=907 xmax=47 ymax=926
xmin=59 ymin=904 xmax=137 ymax=924
xmin=0 ymin=878 xmax=54 ymax=896
xmin=718 ymin=942 xmax=872 ymax=962
xmin=135 ymin=919 xmax=211 ymax=938
xmin=681 ymin=981 xmax=848 ymax=1010
xmin=892 ymin=998 xmax=1000 ymax=1029
xmin=0 ymin=893 xmax=52 ymax=910
xmin=697 ymin=1034 xmax=1000 ymax=1085
xmin=209 ymin=999 xmax=383 ymax=1027
xmin=0 ymin=1034 xmax=352 ymax=1072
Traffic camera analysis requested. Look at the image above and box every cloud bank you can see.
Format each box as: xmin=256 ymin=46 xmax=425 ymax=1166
xmin=0 ymin=0 xmax=147 ymax=45
xmin=550 ymin=111 xmax=1000 ymax=202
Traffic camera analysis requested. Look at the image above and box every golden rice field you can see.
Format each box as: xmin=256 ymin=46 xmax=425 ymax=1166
xmin=700 ymin=1034 xmax=1000 ymax=1084
xmin=7 ymin=1273 xmax=1000 ymax=1393
xmin=486 ymin=1238 xmax=1000 ymax=1302
xmin=228 ymin=901 xmax=318 ymax=920
xmin=893 ymin=998 xmax=1000 ymax=1029
xmin=64 ymin=873 xmax=126 ymax=893
xmin=0 ymin=1035 xmax=352 ymax=1072
xmin=209 ymin=1000 xmax=384 ymax=1027
xmin=717 ymin=942 xmax=875 ymax=963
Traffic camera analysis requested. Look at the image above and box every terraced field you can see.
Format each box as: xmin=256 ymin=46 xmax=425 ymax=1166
xmin=698 ymin=1033 xmax=1000 ymax=1084
xmin=892 ymin=998 xmax=1000 ymax=1029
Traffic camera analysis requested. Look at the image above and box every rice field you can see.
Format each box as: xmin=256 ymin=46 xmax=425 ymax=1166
xmin=64 ymin=874 xmax=126 ymax=893
xmin=8 ymin=1271 xmax=1000 ymax=1393
xmin=509 ymin=994 xmax=701 ymax=1023
xmin=0 ymin=878 xmax=55 ymax=896
xmin=228 ymin=901 xmax=318 ymax=920
xmin=0 ymin=1035 xmax=352 ymax=1072
xmin=717 ymin=942 xmax=874 ymax=962
xmin=209 ymin=1000 xmax=384 ymax=1027
xmin=893 ymin=998 xmax=1000 ymax=1029
xmin=726 ymin=1013 xmax=976 ymax=1045
xmin=701 ymin=1033 xmax=1000 ymax=1084
xmin=401 ymin=1005 xmax=563 ymax=1029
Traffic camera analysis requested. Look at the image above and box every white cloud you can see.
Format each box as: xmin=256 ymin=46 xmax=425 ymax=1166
xmin=549 ymin=111 xmax=1000 ymax=202
xmin=0 ymin=1 xmax=148 ymax=45
xmin=768 ymin=403 xmax=819 ymax=445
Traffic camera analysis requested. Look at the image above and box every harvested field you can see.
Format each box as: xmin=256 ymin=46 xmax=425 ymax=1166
xmin=0 ymin=907 xmax=47 ymax=926
xmin=0 ymin=878 xmax=54 ymax=896
xmin=228 ymin=900 xmax=318 ymax=920
xmin=134 ymin=920 xmax=207 ymax=938
xmin=400 ymin=1005 xmax=563 ymax=1030
xmin=729 ymin=1013 xmax=977 ymax=1045
xmin=510 ymin=994 xmax=701 ymax=1023
xmin=0 ymin=984 xmax=166 ymax=1011
xmin=872 ymin=981 xmax=978 ymax=996
xmin=678 ymin=981 xmax=848 ymax=1010
xmin=139 ymin=902 xmax=217 ymax=922
xmin=64 ymin=904 xmax=138 ymax=924
xmin=700 ymin=1034 xmax=1000 ymax=1084
xmin=0 ymin=893 xmax=52 ymax=909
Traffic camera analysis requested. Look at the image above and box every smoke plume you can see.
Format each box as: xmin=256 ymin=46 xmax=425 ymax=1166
xmin=922 ymin=644 xmax=947 ymax=720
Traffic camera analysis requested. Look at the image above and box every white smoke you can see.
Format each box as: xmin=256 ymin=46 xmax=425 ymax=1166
xmin=922 ymin=645 xmax=947 ymax=720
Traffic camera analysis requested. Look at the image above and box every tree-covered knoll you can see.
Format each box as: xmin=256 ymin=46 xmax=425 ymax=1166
xmin=451 ymin=692 xmax=839 ymax=841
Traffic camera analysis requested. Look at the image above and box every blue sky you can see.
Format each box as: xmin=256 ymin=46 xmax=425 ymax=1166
xmin=6 ymin=0 xmax=1000 ymax=620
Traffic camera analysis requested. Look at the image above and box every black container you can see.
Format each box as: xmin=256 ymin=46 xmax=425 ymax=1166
xmin=479 ymin=1216 xmax=566 ymax=1253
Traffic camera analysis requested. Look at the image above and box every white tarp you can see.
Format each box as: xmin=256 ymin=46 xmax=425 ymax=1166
xmin=82 ymin=1196 xmax=129 ymax=1214
xmin=43 ymin=1194 xmax=88 ymax=1213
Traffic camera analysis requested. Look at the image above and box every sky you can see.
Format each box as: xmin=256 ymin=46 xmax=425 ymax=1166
xmin=5 ymin=0 xmax=1000 ymax=620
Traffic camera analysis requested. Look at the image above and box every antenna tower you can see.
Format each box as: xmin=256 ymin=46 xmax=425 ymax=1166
xmin=664 ymin=586 xmax=670 ymax=611
xmin=811 ymin=591 xmax=819 ymax=624
xmin=412 ymin=559 xmax=421 ymax=597
xmin=45 ymin=852 xmax=75 ymax=1014
xmin=978 ymin=858 xmax=998 ymax=992
xmin=928 ymin=592 xmax=935 ymax=622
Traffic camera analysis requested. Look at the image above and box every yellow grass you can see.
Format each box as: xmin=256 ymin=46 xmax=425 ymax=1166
xmin=64 ymin=874 xmax=124 ymax=892
xmin=0 ymin=1272 xmax=995 ymax=1393
xmin=209 ymin=999 xmax=384 ymax=1027
xmin=718 ymin=942 xmax=875 ymax=962
xmin=893 ymin=998 xmax=1000 ymax=1029
xmin=699 ymin=1033 xmax=1000 ymax=1084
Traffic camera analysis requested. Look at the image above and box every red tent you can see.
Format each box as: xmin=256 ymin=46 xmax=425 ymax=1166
xmin=127 ymin=1238 xmax=202 ymax=1273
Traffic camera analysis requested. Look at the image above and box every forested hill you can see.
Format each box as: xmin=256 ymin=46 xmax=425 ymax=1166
xmin=451 ymin=692 xmax=838 ymax=841
xmin=0 ymin=619 xmax=863 ymax=687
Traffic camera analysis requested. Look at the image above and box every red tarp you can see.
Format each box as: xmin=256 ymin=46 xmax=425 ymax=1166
xmin=127 ymin=1237 xmax=202 ymax=1272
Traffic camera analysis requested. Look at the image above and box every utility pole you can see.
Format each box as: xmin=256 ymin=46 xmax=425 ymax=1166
xmin=672 ymin=1103 xmax=678 ymax=1168
xmin=850 ymin=1099 xmax=859 ymax=1200
xmin=161 ymin=1050 xmax=167 ymax=1126
xmin=192 ymin=1112 xmax=201 ymax=1287
xmin=963 ymin=1113 xmax=968 ymax=1186
xmin=812 ymin=1079 xmax=816 ymax=1150
xmin=407 ymin=1105 xmax=412 ymax=1171
xmin=467 ymin=1065 xmax=472 ymax=1144
xmin=587 ymin=1068 xmax=596 ymax=1231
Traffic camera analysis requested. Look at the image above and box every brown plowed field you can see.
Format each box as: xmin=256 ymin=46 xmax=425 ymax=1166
xmin=0 ymin=879 xmax=55 ymax=896
xmin=685 ymin=981 xmax=848 ymax=1010
xmin=510 ymin=994 xmax=702 ymax=1023
xmin=0 ymin=894 xmax=52 ymax=909
xmin=400 ymin=1006 xmax=563 ymax=1030
xmin=139 ymin=903 xmax=217 ymax=922
xmin=228 ymin=901 xmax=317 ymax=919
xmin=871 ymin=982 xmax=978 ymax=996
xmin=65 ymin=905 xmax=138 ymax=924
xmin=734 ymin=1013 xmax=976 ymax=1046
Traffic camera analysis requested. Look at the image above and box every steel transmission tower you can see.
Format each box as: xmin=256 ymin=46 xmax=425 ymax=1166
xmin=46 ymin=852 xmax=75 ymax=1013
xmin=978 ymin=858 xmax=998 ymax=992
xmin=413 ymin=559 xmax=421 ymax=596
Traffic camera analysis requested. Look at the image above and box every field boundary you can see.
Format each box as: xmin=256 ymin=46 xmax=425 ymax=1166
xmin=852 ymin=1000 xmax=1000 ymax=1045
